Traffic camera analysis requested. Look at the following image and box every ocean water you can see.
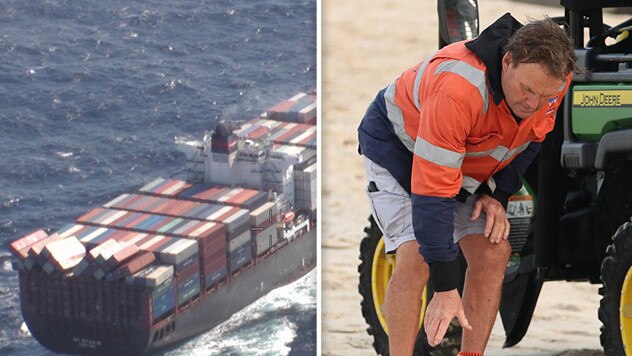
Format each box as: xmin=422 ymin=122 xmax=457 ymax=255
xmin=0 ymin=0 xmax=316 ymax=354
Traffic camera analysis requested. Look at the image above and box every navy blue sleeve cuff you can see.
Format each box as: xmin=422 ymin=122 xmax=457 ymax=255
xmin=428 ymin=259 xmax=460 ymax=292
xmin=491 ymin=190 xmax=511 ymax=210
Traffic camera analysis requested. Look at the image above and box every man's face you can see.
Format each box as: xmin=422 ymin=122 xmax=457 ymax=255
xmin=500 ymin=52 xmax=564 ymax=119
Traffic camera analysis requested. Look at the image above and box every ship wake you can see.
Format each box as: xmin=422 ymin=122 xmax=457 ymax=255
xmin=162 ymin=269 xmax=316 ymax=355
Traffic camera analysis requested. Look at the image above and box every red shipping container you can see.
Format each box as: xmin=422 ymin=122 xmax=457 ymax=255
xmin=247 ymin=126 xmax=268 ymax=139
xmin=296 ymin=131 xmax=316 ymax=145
xmin=106 ymin=229 xmax=136 ymax=244
xmin=196 ymin=223 xmax=226 ymax=245
xmin=154 ymin=179 xmax=181 ymax=195
xmin=129 ymin=195 xmax=158 ymax=211
xmin=122 ymin=213 xmax=151 ymax=229
xmin=10 ymin=230 xmax=48 ymax=260
xmin=201 ymin=239 xmax=226 ymax=259
xmin=149 ymin=199 xmax=175 ymax=216
xmin=164 ymin=200 xmax=196 ymax=217
xmin=108 ymin=243 xmax=140 ymax=268
xmin=128 ymin=233 xmax=158 ymax=248
xmin=107 ymin=210 xmax=135 ymax=227
xmin=268 ymin=99 xmax=295 ymax=115
xmin=203 ymin=256 xmax=226 ymax=275
xmin=142 ymin=236 xmax=174 ymax=253
xmin=231 ymin=189 xmax=256 ymax=206
xmin=193 ymin=186 xmax=224 ymax=202
xmin=117 ymin=193 xmax=144 ymax=209
xmin=120 ymin=232 xmax=151 ymax=246
xmin=77 ymin=208 xmax=105 ymax=224
xmin=272 ymin=128 xmax=297 ymax=145
xmin=106 ymin=251 xmax=156 ymax=281
xmin=201 ymin=247 xmax=226 ymax=268
xmin=176 ymin=260 xmax=200 ymax=279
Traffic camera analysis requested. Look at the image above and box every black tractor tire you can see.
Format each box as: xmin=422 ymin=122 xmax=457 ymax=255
xmin=599 ymin=217 xmax=632 ymax=355
xmin=358 ymin=215 xmax=461 ymax=355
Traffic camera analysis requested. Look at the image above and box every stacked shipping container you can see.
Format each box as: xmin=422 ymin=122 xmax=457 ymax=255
xmin=294 ymin=162 xmax=317 ymax=216
xmin=265 ymin=92 xmax=317 ymax=124
xmin=235 ymin=119 xmax=316 ymax=149
xmin=10 ymin=180 xmax=290 ymax=325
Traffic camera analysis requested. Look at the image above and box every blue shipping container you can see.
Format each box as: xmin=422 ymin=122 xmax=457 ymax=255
xmin=177 ymin=273 xmax=201 ymax=305
xmin=152 ymin=278 xmax=175 ymax=320
xmin=229 ymin=243 xmax=252 ymax=273
xmin=204 ymin=266 xmax=227 ymax=288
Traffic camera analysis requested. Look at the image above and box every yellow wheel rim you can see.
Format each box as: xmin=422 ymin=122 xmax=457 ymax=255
xmin=371 ymin=237 xmax=427 ymax=335
xmin=620 ymin=266 xmax=632 ymax=354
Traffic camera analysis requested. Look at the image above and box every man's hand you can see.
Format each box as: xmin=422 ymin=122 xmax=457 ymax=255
xmin=423 ymin=289 xmax=472 ymax=347
xmin=470 ymin=194 xmax=509 ymax=243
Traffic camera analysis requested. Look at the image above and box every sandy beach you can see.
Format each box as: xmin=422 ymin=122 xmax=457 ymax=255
xmin=321 ymin=1 xmax=629 ymax=355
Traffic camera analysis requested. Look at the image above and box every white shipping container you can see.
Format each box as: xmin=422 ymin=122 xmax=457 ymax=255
xmin=156 ymin=238 xmax=198 ymax=265
xmin=140 ymin=177 xmax=165 ymax=192
xmin=221 ymin=209 xmax=250 ymax=232
xmin=79 ymin=227 xmax=110 ymax=245
xmin=41 ymin=237 xmax=86 ymax=274
xmin=228 ymin=230 xmax=251 ymax=252
xmin=126 ymin=264 xmax=174 ymax=288
xmin=254 ymin=223 xmax=279 ymax=255
xmin=297 ymin=102 xmax=317 ymax=122
xmin=87 ymin=239 xmax=120 ymax=260
xmin=250 ymin=201 xmax=277 ymax=226
xmin=104 ymin=194 xmax=129 ymax=208
xmin=94 ymin=241 xmax=127 ymax=265
xmin=294 ymin=163 xmax=317 ymax=211
xmin=59 ymin=224 xmax=85 ymax=238
xmin=41 ymin=236 xmax=86 ymax=262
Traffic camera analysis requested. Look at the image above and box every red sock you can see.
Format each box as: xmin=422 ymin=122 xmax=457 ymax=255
xmin=457 ymin=352 xmax=483 ymax=356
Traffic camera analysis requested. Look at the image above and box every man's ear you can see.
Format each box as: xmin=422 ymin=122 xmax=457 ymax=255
xmin=501 ymin=52 xmax=512 ymax=71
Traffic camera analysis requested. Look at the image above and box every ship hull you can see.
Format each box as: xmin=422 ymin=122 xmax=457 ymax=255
xmin=20 ymin=228 xmax=316 ymax=355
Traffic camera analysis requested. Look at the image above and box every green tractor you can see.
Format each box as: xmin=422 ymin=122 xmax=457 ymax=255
xmin=358 ymin=0 xmax=632 ymax=355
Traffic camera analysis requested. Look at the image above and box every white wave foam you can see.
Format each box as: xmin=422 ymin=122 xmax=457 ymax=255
xmin=2 ymin=260 xmax=12 ymax=272
xmin=2 ymin=197 xmax=20 ymax=208
xmin=19 ymin=322 xmax=31 ymax=336
xmin=56 ymin=151 xmax=73 ymax=158
xmin=166 ymin=270 xmax=315 ymax=356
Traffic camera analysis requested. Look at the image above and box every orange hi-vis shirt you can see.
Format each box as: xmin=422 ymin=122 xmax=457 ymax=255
xmin=358 ymin=13 xmax=572 ymax=291
xmin=394 ymin=43 xmax=570 ymax=199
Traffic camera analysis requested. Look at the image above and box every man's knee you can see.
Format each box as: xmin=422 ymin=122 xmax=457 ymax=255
xmin=393 ymin=241 xmax=429 ymax=278
xmin=467 ymin=238 xmax=511 ymax=271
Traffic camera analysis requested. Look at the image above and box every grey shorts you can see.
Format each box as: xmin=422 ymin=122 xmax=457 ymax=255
xmin=364 ymin=156 xmax=487 ymax=253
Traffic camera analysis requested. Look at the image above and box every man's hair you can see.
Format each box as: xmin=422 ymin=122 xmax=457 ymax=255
xmin=505 ymin=17 xmax=578 ymax=80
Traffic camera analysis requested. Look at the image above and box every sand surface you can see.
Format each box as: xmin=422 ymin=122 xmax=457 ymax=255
xmin=321 ymin=1 xmax=630 ymax=355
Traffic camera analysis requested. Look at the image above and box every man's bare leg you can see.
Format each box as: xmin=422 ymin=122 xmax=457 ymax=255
xmin=458 ymin=234 xmax=511 ymax=353
xmin=386 ymin=240 xmax=430 ymax=356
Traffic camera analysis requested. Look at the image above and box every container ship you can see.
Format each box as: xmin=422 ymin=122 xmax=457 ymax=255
xmin=8 ymin=91 xmax=318 ymax=355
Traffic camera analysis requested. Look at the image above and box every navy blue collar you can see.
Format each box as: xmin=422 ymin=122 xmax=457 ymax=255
xmin=464 ymin=13 xmax=523 ymax=106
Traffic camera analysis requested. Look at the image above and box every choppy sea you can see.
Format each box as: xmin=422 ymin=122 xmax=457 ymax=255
xmin=0 ymin=0 xmax=316 ymax=354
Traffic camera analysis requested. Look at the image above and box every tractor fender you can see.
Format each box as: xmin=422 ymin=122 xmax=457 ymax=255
xmin=499 ymin=263 xmax=547 ymax=348
xmin=595 ymin=129 xmax=632 ymax=169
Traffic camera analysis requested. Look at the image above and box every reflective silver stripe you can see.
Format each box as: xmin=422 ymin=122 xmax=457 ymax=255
xmin=461 ymin=175 xmax=482 ymax=194
xmin=503 ymin=141 xmax=531 ymax=160
xmin=490 ymin=146 xmax=510 ymax=161
xmin=488 ymin=177 xmax=496 ymax=193
xmin=413 ymin=53 xmax=435 ymax=111
xmin=435 ymin=60 xmax=489 ymax=114
xmin=465 ymin=141 xmax=531 ymax=162
xmin=414 ymin=136 xmax=464 ymax=169
xmin=384 ymin=81 xmax=415 ymax=152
